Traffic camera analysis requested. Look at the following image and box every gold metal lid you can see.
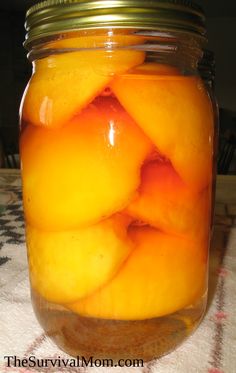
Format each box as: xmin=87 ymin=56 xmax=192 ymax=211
xmin=24 ymin=0 xmax=206 ymax=49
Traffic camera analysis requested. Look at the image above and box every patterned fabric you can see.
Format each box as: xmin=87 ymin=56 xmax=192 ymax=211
xmin=0 ymin=170 xmax=236 ymax=373
xmin=0 ymin=196 xmax=24 ymax=267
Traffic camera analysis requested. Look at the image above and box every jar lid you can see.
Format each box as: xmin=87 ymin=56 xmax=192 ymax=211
xmin=24 ymin=0 xmax=206 ymax=49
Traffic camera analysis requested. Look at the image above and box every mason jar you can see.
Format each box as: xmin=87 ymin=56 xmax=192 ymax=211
xmin=199 ymin=50 xmax=218 ymax=230
xmin=20 ymin=0 xmax=216 ymax=361
xmin=199 ymin=49 xmax=216 ymax=90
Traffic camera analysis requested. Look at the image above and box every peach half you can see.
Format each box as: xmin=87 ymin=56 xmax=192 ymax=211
xmin=111 ymin=71 xmax=214 ymax=191
xmin=20 ymin=97 xmax=152 ymax=230
xmin=26 ymin=214 xmax=133 ymax=304
xmin=21 ymin=35 xmax=145 ymax=128
xmin=126 ymin=160 xmax=211 ymax=239
xmin=69 ymin=226 xmax=207 ymax=320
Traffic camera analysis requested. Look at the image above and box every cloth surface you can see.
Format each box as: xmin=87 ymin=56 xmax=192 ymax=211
xmin=0 ymin=170 xmax=236 ymax=373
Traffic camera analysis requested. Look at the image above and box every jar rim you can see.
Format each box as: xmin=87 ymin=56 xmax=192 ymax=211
xmin=24 ymin=0 xmax=206 ymax=49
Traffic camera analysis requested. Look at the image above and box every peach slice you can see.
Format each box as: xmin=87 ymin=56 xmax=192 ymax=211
xmin=21 ymin=35 xmax=145 ymax=128
xmin=20 ymin=97 xmax=152 ymax=230
xmin=45 ymin=33 xmax=146 ymax=50
xmin=128 ymin=62 xmax=180 ymax=75
xmin=126 ymin=160 xmax=211 ymax=238
xmin=111 ymin=71 xmax=214 ymax=191
xmin=69 ymin=226 xmax=207 ymax=320
xmin=26 ymin=214 xmax=133 ymax=304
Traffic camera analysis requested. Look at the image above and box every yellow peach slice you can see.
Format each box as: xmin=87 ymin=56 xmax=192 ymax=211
xmin=26 ymin=214 xmax=133 ymax=304
xmin=111 ymin=72 xmax=214 ymax=191
xmin=20 ymin=97 xmax=152 ymax=230
xmin=21 ymin=35 xmax=145 ymax=128
xmin=68 ymin=226 xmax=207 ymax=320
xmin=128 ymin=62 xmax=180 ymax=75
xmin=126 ymin=160 xmax=211 ymax=239
xmin=45 ymin=33 xmax=146 ymax=50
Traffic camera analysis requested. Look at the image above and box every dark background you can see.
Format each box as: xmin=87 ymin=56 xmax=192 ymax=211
xmin=0 ymin=0 xmax=235 ymax=171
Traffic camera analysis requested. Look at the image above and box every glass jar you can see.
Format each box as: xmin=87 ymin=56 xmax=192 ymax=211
xmin=199 ymin=50 xmax=218 ymax=230
xmin=20 ymin=0 xmax=216 ymax=361
xmin=199 ymin=49 xmax=216 ymax=90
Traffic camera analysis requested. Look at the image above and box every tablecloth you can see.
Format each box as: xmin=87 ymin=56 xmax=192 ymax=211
xmin=0 ymin=169 xmax=236 ymax=373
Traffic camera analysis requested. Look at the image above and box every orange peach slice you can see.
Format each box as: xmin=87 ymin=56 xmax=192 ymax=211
xmin=26 ymin=214 xmax=133 ymax=304
xmin=68 ymin=226 xmax=207 ymax=320
xmin=20 ymin=97 xmax=152 ymax=230
xmin=21 ymin=35 xmax=145 ymax=128
xmin=45 ymin=33 xmax=146 ymax=50
xmin=111 ymin=72 xmax=214 ymax=191
xmin=128 ymin=62 xmax=180 ymax=75
xmin=126 ymin=160 xmax=211 ymax=238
